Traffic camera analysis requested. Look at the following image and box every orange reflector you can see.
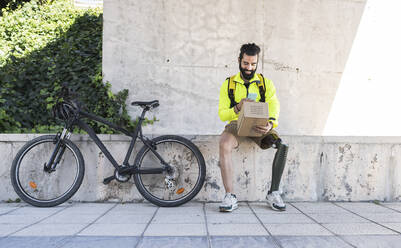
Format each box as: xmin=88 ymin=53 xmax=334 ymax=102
xmin=176 ymin=188 xmax=185 ymax=194
xmin=29 ymin=181 xmax=37 ymax=189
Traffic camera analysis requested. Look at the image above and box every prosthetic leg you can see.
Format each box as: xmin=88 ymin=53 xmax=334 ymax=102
xmin=269 ymin=138 xmax=288 ymax=194
xmin=265 ymin=138 xmax=288 ymax=211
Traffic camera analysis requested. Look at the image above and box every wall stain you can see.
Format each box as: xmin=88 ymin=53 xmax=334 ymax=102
xmin=345 ymin=183 xmax=352 ymax=196
xmin=204 ymin=176 xmax=220 ymax=191
xmin=338 ymin=144 xmax=354 ymax=163
xmin=371 ymin=154 xmax=378 ymax=164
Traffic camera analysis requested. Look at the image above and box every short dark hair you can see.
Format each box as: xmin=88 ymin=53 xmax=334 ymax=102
xmin=239 ymin=43 xmax=261 ymax=61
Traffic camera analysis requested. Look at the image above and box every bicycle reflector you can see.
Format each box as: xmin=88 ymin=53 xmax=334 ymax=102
xmin=176 ymin=188 xmax=185 ymax=195
xmin=29 ymin=181 xmax=37 ymax=189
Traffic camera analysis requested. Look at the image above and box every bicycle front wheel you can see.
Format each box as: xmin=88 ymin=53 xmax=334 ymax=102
xmin=133 ymin=135 xmax=206 ymax=207
xmin=10 ymin=135 xmax=85 ymax=207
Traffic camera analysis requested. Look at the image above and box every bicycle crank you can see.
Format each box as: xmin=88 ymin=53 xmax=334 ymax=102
xmin=114 ymin=169 xmax=131 ymax=183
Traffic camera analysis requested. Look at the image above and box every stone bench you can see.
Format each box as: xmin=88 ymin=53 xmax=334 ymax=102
xmin=1 ymin=134 xmax=400 ymax=202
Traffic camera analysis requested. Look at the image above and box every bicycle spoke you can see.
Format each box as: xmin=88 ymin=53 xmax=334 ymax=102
xmin=134 ymin=136 xmax=205 ymax=206
xmin=11 ymin=135 xmax=84 ymax=207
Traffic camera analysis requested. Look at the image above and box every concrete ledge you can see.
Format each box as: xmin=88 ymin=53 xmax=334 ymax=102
xmin=1 ymin=134 xmax=401 ymax=202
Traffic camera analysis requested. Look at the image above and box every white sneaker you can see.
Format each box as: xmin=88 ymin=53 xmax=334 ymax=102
xmin=219 ymin=193 xmax=238 ymax=212
xmin=266 ymin=191 xmax=286 ymax=211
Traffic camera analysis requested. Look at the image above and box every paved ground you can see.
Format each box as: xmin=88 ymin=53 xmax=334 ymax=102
xmin=1 ymin=201 xmax=401 ymax=247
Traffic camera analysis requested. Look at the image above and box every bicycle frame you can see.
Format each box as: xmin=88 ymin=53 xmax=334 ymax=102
xmin=58 ymin=106 xmax=171 ymax=176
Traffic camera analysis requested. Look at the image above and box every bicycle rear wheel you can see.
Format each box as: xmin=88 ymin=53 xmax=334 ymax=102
xmin=10 ymin=135 xmax=85 ymax=207
xmin=133 ymin=135 xmax=206 ymax=207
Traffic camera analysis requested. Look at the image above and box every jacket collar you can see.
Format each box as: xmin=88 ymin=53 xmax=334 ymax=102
xmin=233 ymin=72 xmax=259 ymax=85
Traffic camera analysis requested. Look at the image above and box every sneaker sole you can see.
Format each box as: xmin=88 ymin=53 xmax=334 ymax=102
xmin=269 ymin=203 xmax=286 ymax=211
xmin=219 ymin=204 xmax=238 ymax=212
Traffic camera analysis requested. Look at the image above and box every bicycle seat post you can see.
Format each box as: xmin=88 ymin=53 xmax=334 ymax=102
xmin=137 ymin=107 xmax=149 ymax=128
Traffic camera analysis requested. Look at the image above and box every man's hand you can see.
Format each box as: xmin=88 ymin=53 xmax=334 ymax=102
xmin=235 ymin=98 xmax=254 ymax=113
xmin=253 ymin=121 xmax=273 ymax=134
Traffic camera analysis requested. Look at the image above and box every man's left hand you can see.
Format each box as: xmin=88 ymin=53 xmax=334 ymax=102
xmin=253 ymin=122 xmax=273 ymax=134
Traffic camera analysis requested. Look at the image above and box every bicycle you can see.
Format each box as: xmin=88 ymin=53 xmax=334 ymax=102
xmin=10 ymin=97 xmax=206 ymax=207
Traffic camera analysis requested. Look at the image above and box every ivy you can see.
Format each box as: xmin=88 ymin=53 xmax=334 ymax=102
xmin=0 ymin=0 xmax=153 ymax=134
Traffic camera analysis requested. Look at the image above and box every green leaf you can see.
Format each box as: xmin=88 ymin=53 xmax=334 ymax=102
xmin=0 ymin=0 xmax=150 ymax=134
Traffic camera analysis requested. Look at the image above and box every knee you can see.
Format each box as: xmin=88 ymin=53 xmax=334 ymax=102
xmin=219 ymin=135 xmax=236 ymax=153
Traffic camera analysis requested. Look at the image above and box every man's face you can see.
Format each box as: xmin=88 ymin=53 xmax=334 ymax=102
xmin=239 ymin=53 xmax=258 ymax=80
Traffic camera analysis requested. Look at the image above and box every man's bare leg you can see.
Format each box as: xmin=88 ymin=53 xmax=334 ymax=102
xmin=218 ymin=131 xmax=239 ymax=212
xmin=219 ymin=132 xmax=238 ymax=193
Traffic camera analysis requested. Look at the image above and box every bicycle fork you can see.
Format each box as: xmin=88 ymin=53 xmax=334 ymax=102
xmin=44 ymin=128 xmax=71 ymax=173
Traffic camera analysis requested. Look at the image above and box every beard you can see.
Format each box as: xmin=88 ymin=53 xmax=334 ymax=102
xmin=239 ymin=65 xmax=257 ymax=80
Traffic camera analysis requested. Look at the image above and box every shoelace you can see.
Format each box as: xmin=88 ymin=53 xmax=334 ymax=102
xmin=224 ymin=194 xmax=235 ymax=205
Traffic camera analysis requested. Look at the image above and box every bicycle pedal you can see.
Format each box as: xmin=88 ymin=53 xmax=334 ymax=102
xmin=103 ymin=175 xmax=115 ymax=185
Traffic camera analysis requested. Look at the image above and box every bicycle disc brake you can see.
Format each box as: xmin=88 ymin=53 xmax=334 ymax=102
xmin=165 ymin=178 xmax=177 ymax=192
xmin=165 ymin=164 xmax=182 ymax=193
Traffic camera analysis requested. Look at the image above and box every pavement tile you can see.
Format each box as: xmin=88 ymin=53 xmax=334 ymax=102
xmin=138 ymin=236 xmax=208 ymax=248
xmin=152 ymin=213 xmax=204 ymax=224
xmin=358 ymin=212 xmax=401 ymax=223
xmin=12 ymin=223 xmax=87 ymax=236
xmin=257 ymin=213 xmax=314 ymax=224
xmin=308 ymin=213 xmax=369 ymax=224
xmin=335 ymin=202 xmax=396 ymax=213
xmin=96 ymin=213 xmax=154 ymax=224
xmin=0 ymin=203 xmax=27 ymax=208
xmin=208 ymin=223 xmax=268 ymax=236
xmin=291 ymin=202 xmax=349 ymax=214
xmin=207 ymin=213 xmax=259 ymax=224
xmin=0 ymin=224 xmax=26 ymax=236
xmin=211 ymin=236 xmax=277 ymax=248
xmin=205 ymin=203 xmax=253 ymax=214
xmin=41 ymin=213 xmax=101 ymax=224
xmin=0 ymin=214 xmax=46 ymax=224
xmin=0 ymin=236 xmax=67 ymax=248
xmin=250 ymin=202 xmax=301 ymax=214
xmin=382 ymin=202 xmax=401 ymax=212
xmin=9 ymin=206 xmax=64 ymax=216
xmin=61 ymin=203 xmax=115 ymax=214
xmin=0 ymin=207 xmax=19 ymax=215
xmin=78 ymin=223 xmax=147 ymax=236
xmin=276 ymin=236 xmax=353 ymax=248
xmin=178 ymin=202 xmax=204 ymax=207
xmin=60 ymin=236 xmax=140 ymax=248
xmin=157 ymin=206 xmax=204 ymax=215
xmin=323 ymin=223 xmax=397 ymax=235
xmin=380 ymin=223 xmax=401 ymax=233
xmin=264 ymin=224 xmax=333 ymax=236
xmin=145 ymin=223 xmax=206 ymax=236
xmin=341 ymin=235 xmax=401 ymax=248
xmin=111 ymin=203 xmax=158 ymax=214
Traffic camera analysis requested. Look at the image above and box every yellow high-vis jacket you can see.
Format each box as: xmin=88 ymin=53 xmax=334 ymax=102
xmin=218 ymin=72 xmax=280 ymax=128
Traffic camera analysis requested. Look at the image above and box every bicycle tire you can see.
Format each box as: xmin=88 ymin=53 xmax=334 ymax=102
xmin=10 ymin=135 xmax=85 ymax=207
xmin=133 ymin=135 xmax=206 ymax=207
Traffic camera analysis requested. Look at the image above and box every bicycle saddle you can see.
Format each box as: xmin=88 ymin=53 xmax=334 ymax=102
xmin=131 ymin=100 xmax=159 ymax=108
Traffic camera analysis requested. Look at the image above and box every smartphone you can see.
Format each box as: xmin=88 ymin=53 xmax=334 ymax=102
xmin=248 ymin=93 xmax=257 ymax=101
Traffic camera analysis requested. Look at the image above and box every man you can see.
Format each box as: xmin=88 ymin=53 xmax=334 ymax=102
xmin=218 ymin=43 xmax=288 ymax=212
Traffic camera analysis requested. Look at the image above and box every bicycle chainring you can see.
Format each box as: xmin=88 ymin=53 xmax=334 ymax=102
xmin=114 ymin=169 xmax=131 ymax=183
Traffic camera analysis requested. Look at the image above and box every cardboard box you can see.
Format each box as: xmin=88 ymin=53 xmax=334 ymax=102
xmin=237 ymin=102 xmax=269 ymax=137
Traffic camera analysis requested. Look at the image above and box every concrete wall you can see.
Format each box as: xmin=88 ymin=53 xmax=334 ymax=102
xmin=1 ymin=134 xmax=401 ymax=203
xmin=103 ymin=0 xmax=366 ymax=136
